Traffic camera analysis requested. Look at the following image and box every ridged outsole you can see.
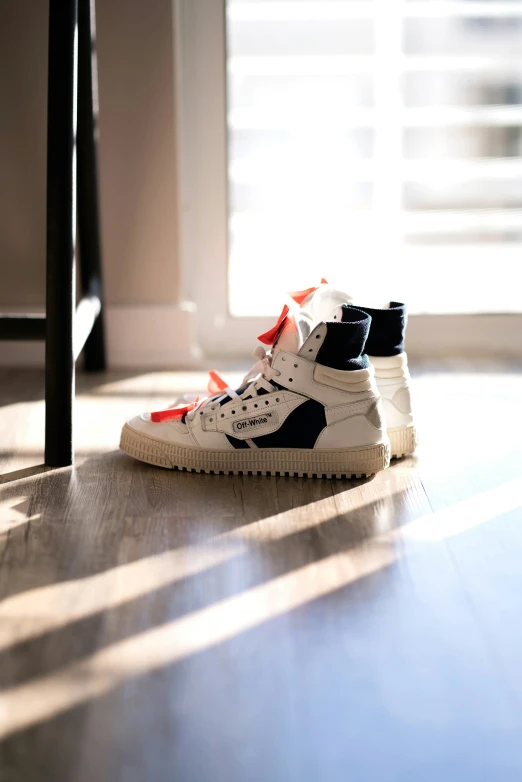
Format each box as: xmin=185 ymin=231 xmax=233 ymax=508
xmin=388 ymin=425 xmax=418 ymax=459
xmin=120 ymin=424 xmax=390 ymax=479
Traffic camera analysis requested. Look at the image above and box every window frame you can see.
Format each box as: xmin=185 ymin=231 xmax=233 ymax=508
xmin=174 ymin=0 xmax=522 ymax=359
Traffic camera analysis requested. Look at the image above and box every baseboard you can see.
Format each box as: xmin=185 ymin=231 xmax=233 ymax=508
xmin=2 ymin=310 xmax=520 ymax=368
xmin=406 ymin=314 xmax=522 ymax=359
xmin=0 ymin=303 xmax=203 ymax=369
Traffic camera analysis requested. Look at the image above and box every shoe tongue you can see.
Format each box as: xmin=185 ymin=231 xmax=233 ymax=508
xmin=302 ymin=285 xmax=354 ymax=325
xmin=272 ymin=309 xmax=313 ymax=357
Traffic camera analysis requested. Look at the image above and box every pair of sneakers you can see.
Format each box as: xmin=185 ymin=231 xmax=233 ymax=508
xmin=120 ymin=283 xmax=417 ymax=479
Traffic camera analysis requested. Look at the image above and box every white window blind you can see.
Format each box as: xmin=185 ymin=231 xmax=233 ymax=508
xmin=226 ymin=0 xmax=522 ymax=316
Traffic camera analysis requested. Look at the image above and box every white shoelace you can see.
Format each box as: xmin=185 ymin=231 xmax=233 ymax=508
xmin=185 ymin=346 xmax=281 ymax=423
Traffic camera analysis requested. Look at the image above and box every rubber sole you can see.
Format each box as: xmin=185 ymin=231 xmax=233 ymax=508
xmin=388 ymin=425 xmax=418 ymax=459
xmin=120 ymin=423 xmax=390 ymax=479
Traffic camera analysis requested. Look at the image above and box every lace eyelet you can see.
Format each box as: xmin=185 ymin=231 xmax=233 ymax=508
xmin=265 ymin=400 xmax=269 ymax=405
xmin=254 ymin=403 xmax=258 ymax=408
xmin=294 ymin=364 xmax=298 ymax=368
xmin=276 ymin=397 xmax=280 ymax=402
xmin=242 ymin=405 xmax=247 ymax=411
xmin=288 ymin=378 xmax=293 ymax=382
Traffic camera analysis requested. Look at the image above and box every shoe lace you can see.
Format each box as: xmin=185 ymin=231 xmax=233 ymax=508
xmin=185 ymin=346 xmax=281 ymax=422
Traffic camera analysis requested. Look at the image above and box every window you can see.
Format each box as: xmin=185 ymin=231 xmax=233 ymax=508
xmin=175 ymin=0 xmax=522 ymax=356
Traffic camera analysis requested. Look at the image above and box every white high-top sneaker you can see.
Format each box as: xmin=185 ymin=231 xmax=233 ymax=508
xmin=120 ymin=307 xmax=390 ymax=478
xmin=295 ymin=285 xmax=417 ymax=459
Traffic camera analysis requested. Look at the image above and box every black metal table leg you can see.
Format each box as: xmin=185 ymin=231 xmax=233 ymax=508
xmin=45 ymin=0 xmax=78 ymax=468
xmin=78 ymin=0 xmax=107 ymax=372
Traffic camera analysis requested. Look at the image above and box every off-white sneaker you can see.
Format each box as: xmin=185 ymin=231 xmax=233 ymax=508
xmin=295 ymin=284 xmax=417 ymax=459
xmin=120 ymin=306 xmax=390 ymax=478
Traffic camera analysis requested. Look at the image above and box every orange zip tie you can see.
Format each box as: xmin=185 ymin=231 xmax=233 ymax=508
xmin=257 ymin=304 xmax=289 ymax=345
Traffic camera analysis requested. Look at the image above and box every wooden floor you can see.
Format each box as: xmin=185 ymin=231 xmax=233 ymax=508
xmin=1 ymin=362 xmax=522 ymax=782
